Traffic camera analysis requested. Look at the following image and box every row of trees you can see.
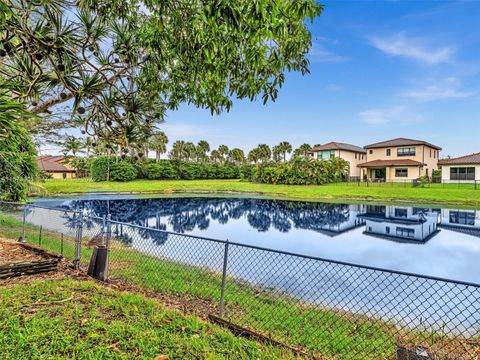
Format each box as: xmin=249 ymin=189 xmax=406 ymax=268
xmin=60 ymin=135 xmax=315 ymax=166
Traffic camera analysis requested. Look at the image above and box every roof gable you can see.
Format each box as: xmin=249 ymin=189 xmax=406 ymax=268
xmin=364 ymin=138 xmax=442 ymax=150
xmin=310 ymin=142 xmax=366 ymax=153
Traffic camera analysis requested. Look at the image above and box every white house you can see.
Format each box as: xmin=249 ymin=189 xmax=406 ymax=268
xmin=438 ymin=152 xmax=480 ymax=183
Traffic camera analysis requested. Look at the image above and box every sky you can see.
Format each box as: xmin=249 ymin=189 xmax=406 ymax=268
xmin=41 ymin=1 xmax=480 ymax=157
xmin=159 ymin=1 xmax=480 ymax=158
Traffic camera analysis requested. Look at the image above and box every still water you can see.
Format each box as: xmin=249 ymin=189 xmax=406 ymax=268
xmin=34 ymin=195 xmax=480 ymax=284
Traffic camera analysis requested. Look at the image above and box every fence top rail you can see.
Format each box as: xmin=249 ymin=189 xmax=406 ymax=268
xmin=18 ymin=203 xmax=480 ymax=288
xmin=108 ymin=219 xmax=480 ymax=288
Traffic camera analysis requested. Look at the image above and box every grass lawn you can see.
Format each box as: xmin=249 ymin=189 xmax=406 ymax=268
xmin=0 ymin=279 xmax=298 ymax=359
xmin=35 ymin=178 xmax=480 ymax=207
xmin=1 ymin=212 xmax=465 ymax=360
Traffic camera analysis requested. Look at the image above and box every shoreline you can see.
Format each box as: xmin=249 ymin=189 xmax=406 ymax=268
xmin=30 ymin=187 xmax=480 ymax=209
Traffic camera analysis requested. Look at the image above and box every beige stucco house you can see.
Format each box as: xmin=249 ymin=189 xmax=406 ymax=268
xmin=359 ymin=138 xmax=442 ymax=181
xmin=309 ymin=142 xmax=366 ymax=179
xmin=438 ymin=152 xmax=480 ymax=183
xmin=37 ymin=156 xmax=76 ymax=179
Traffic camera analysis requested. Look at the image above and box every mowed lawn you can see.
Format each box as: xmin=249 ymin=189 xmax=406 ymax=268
xmin=36 ymin=179 xmax=480 ymax=207
xmin=0 ymin=279 xmax=298 ymax=359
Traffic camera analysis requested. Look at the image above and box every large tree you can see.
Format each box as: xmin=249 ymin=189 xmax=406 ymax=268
xmin=0 ymin=84 xmax=37 ymax=201
xmin=1 ymin=0 xmax=322 ymax=144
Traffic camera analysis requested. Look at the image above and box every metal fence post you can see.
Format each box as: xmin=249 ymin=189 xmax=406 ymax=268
xmin=104 ymin=214 xmax=112 ymax=281
xmin=21 ymin=205 xmax=28 ymax=243
xmin=219 ymin=239 xmax=230 ymax=318
xmin=74 ymin=212 xmax=83 ymax=270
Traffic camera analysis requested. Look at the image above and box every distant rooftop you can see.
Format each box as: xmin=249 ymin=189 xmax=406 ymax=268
xmin=37 ymin=157 xmax=74 ymax=173
xmin=438 ymin=152 xmax=480 ymax=166
xmin=358 ymin=159 xmax=426 ymax=168
xmin=310 ymin=142 xmax=366 ymax=154
xmin=364 ymin=138 xmax=442 ymax=151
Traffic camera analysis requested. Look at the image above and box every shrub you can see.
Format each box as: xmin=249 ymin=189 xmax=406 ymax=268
xmin=90 ymin=156 xmax=111 ymax=182
xmin=110 ymin=160 xmax=138 ymax=182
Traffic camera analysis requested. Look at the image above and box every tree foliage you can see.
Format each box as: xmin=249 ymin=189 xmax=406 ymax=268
xmin=0 ymin=85 xmax=37 ymax=200
xmin=1 ymin=0 xmax=322 ymax=148
xmin=251 ymin=157 xmax=350 ymax=185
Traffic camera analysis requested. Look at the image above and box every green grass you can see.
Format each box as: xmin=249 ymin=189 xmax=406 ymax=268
xmin=1 ymin=212 xmax=460 ymax=360
xmin=35 ymin=178 xmax=480 ymax=207
xmin=0 ymin=279 xmax=298 ymax=359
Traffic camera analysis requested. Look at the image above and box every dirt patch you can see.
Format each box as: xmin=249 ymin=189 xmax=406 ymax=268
xmin=0 ymin=238 xmax=46 ymax=265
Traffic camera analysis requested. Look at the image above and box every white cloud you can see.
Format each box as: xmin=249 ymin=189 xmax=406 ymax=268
xmin=402 ymin=78 xmax=473 ymax=101
xmin=359 ymin=106 xmax=423 ymax=126
xmin=308 ymin=40 xmax=347 ymax=63
xmin=369 ymin=32 xmax=454 ymax=65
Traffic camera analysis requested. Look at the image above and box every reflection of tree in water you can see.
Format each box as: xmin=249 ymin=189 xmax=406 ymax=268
xmin=59 ymin=197 xmax=354 ymax=241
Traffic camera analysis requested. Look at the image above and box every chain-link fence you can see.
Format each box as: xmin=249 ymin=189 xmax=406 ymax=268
xmin=2 ymin=203 xmax=479 ymax=359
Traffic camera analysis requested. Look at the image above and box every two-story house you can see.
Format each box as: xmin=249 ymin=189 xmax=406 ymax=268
xmin=359 ymin=138 xmax=442 ymax=181
xmin=309 ymin=142 xmax=366 ymax=179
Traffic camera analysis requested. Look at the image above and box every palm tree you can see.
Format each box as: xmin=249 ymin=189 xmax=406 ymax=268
xmin=196 ymin=140 xmax=210 ymax=163
xmin=84 ymin=137 xmax=94 ymax=157
xmin=293 ymin=143 xmax=312 ymax=158
xmin=210 ymin=149 xmax=223 ymax=164
xmin=149 ymin=131 xmax=169 ymax=162
xmin=62 ymin=136 xmax=84 ymax=157
xmin=247 ymin=148 xmax=260 ymax=164
xmin=278 ymin=141 xmax=292 ymax=162
xmin=257 ymin=144 xmax=271 ymax=163
xmin=272 ymin=145 xmax=282 ymax=163
xmin=228 ymin=148 xmax=245 ymax=165
xmin=169 ymin=140 xmax=196 ymax=161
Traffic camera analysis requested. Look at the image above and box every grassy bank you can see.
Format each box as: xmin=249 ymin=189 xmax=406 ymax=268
xmin=1 ymin=212 xmax=465 ymax=359
xmin=35 ymin=179 xmax=480 ymax=206
xmin=0 ymin=279 xmax=297 ymax=359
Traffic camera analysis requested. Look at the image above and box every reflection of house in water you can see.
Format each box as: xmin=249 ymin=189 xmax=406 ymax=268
xmin=359 ymin=206 xmax=441 ymax=243
xmin=310 ymin=204 xmax=367 ymax=237
xmin=439 ymin=209 xmax=480 ymax=237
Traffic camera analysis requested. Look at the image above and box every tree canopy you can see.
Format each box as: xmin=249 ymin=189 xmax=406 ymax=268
xmin=1 ymin=0 xmax=322 ymax=148
xmin=0 ymin=84 xmax=37 ymax=201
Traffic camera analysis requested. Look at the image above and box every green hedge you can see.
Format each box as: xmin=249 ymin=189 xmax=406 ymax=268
xmin=110 ymin=161 xmax=138 ymax=182
xmin=90 ymin=157 xmax=249 ymax=182
xmin=90 ymin=156 xmax=111 ymax=182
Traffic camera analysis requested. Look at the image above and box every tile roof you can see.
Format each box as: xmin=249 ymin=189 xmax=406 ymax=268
xmin=438 ymin=152 xmax=480 ymax=165
xmin=364 ymin=138 xmax=442 ymax=150
xmin=358 ymin=159 xmax=426 ymax=168
xmin=37 ymin=158 xmax=74 ymax=173
xmin=309 ymin=142 xmax=366 ymax=154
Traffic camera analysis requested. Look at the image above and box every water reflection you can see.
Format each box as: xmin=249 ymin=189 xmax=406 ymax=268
xmin=27 ymin=197 xmax=480 ymax=332
xmin=38 ymin=197 xmax=480 ymax=244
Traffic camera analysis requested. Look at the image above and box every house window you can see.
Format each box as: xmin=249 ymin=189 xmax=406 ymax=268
xmin=450 ymin=167 xmax=475 ymax=181
xmin=355 ymin=153 xmax=357 ymax=160
xmin=449 ymin=211 xmax=475 ymax=226
xmin=369 ymin=150 xmax=373 ymax=155
xmin=317 ymin=150 xmax=335 ymax=160
xmin=397 ymin=147 xmax=416 ymax=157
xmin=396 ymin=227 xmax=415 ymax=239
xmin=430 ymin=149 xmax=432 ymax=157
xmin=386 ymin=226 xmax=390 ymax=234
xmin=394 ymin=208 xmax=408 ymax=218
xmin=395 ymin=168 xmax=408 ymax=178
xmin=386 ymin=149 xmax=391 ymax=156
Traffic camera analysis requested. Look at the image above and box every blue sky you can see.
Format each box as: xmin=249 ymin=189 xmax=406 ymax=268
xmin=161 ymin=1 xmax=480 ymax=157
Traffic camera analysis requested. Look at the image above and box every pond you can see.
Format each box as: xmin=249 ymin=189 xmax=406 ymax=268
xmin=34 ymin=195 xmax=480 ymax=284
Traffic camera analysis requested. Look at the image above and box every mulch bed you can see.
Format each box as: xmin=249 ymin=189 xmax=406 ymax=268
xmin=0 ymin=238 xmax=63 ymax=280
